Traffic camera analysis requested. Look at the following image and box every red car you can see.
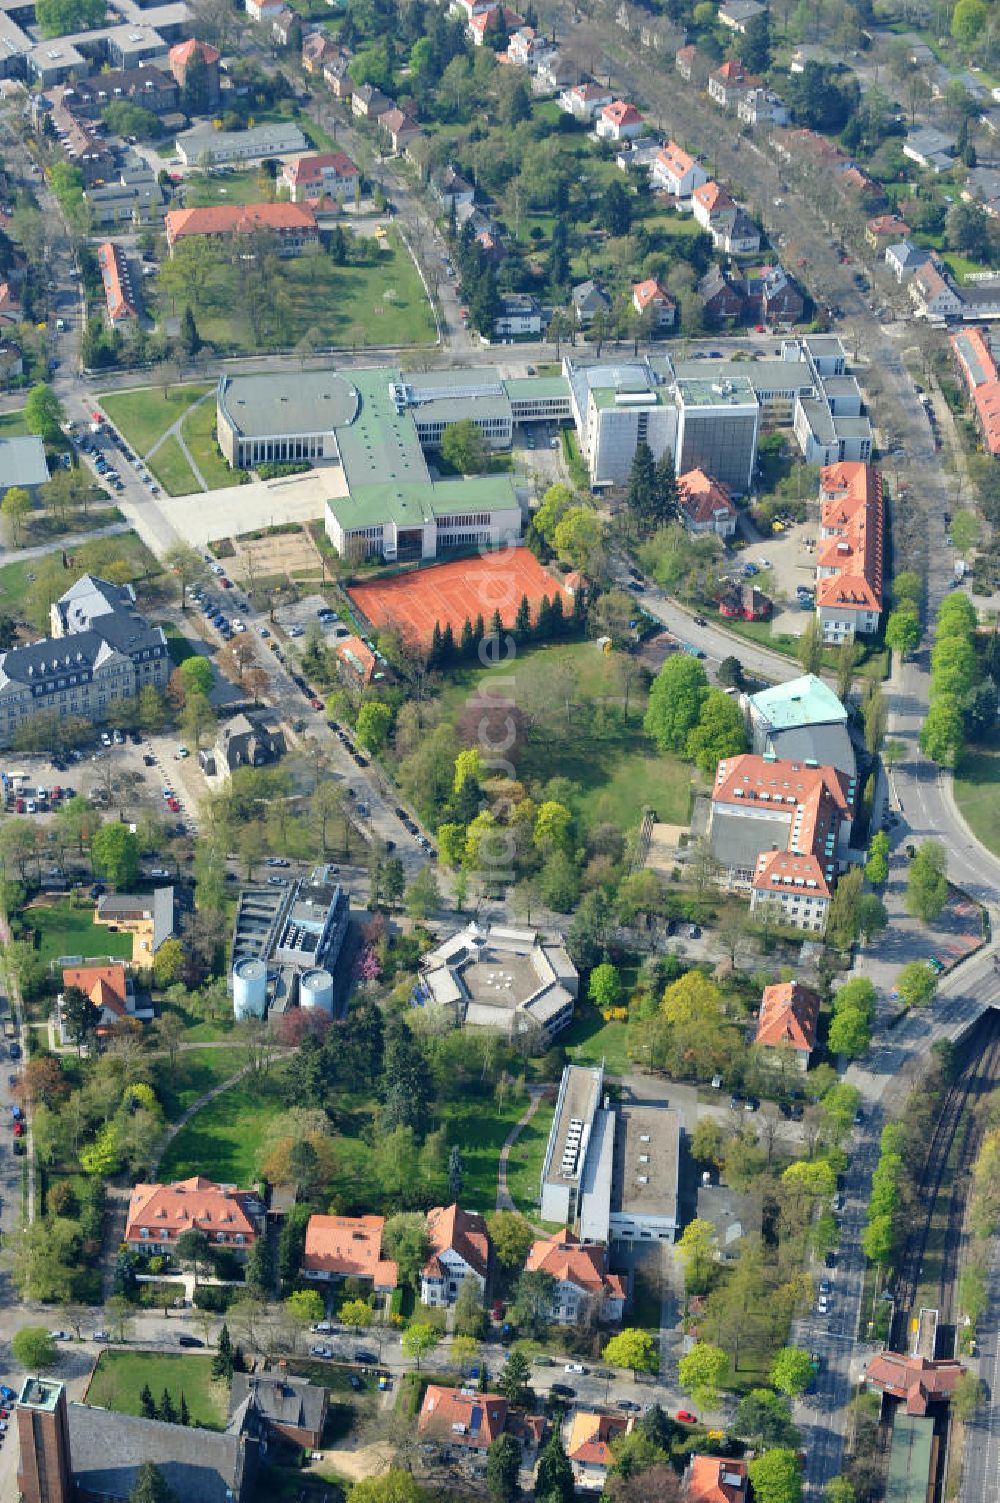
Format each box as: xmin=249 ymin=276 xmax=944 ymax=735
xmin=310 ymin=697 xmax=323 ymax=711
xmin=167 ymin=798 xmax=181 ymax=813
xmin=220 ymin=577 xmax=233 ymax=589
xmin=13 ymin=1121 xmax=24 ymax=1137
xmin=676 ymin=1410 xmax=698 ymax=1425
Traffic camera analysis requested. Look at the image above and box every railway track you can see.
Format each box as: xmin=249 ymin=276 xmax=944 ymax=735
xmin=890 ymin=1014 xmax=1000 ymax=1349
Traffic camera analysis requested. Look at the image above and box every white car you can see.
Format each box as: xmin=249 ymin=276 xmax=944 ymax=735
xmin=48 ymin=1330 xmax=69 ymax=1341
xmin=564 ymin=1363 xmax=586 ymax=1374
xmin=232 ymin=620 xmax=246 ymax=633
xmin=817 ymin=1296 xmax=829 ymax=1314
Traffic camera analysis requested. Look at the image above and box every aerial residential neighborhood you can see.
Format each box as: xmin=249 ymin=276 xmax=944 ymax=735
xmin=0 ymin=0 xmax=999 ymax=1499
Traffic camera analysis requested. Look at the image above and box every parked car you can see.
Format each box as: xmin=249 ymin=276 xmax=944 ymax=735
xmin=309 ymin=1345 xmax=334 ymax=1359
xmin=676 ymin=1411 xmax=698 ymax=1425
xmin=564 ymin=1363 xmax=587 ymax=1374
xmin=355 ymin=1349 xmax=378 ymax=1364
xmin=178 ymin=1335 xmax=204 ymax=1348
xmin=550 ymin=1383 xmax=575 ymax=1398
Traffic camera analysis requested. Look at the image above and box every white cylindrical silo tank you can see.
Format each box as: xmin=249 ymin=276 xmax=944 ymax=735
xmin=233 ymin=958 xmax=268 ymax=1019
xmin=299 ymin=968 xmax=334 ymax=1014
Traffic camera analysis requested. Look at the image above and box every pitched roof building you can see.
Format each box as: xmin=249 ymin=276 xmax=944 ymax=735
xmin=566 ymin=1410 xmax=633 ymax=1486
xmin=60 ymin=962 xmax=137 ymax=1039
xmin=418 ymin=1386 xmax=508 ymax=1451
xmin=709 ymin=753 xmax=856 ymax=931
xmin=951 ymin=326 xmax=1000 ymax=456
xmin=420 ymin=1203 xmax=490 ymax=1307
xmin=595 ymin=100 xmax=644 ymax=139
xmin=228 ymin=1373 xmax=327 ymax=1449
xmin=632 ymin=277 xmax=676 ymax=329
xmin=678 ymin=467 xmax=737 ymax=537
xmin=686 ymin=1454 xmax=749 ymax=1502
xmin=651 ymin=140 xmax=708 ymax=198
xmin=814 ymin=461 xmax=884 ymax=643
xmin=525 ymin=1230 xmax=626 ymax=1323
xmin=125 ymin=1177 xmax=265 ymax=1254
xmin=864 ymin=1352 xmax=965 ymax=1415
xmin=755 ymin=980 xmax=820 ymax=1064
xmin=96 ymin=241 xmax=140 ymax=323
xmin=280 ymin=151 xmax=359 ymax=202
xmin=302 ymin=1213 xmax=399 ymax=1289
xmin=164 ymin=203 xmax=319 ymax=254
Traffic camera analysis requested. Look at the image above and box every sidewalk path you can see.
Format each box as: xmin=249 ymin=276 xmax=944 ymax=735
xmin=496 ymin=1087 xmax=545 ymax=1213
xmin=1 ymin=520 xmax=130 ymax=569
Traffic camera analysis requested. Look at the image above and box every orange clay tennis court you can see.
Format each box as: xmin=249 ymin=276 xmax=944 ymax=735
xmin=347 ymin=549 xmax=571 ymax=644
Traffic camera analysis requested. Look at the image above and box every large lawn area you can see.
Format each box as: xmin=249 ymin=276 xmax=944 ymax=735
xmin=181 ymin=398 xmax=236 ymax=489
xmin=558 ymin=1004 xmax=631 ymax=1077
xmin=157 ymin=1046 xmax=247 ymax=1122
xmin=148 ymin=435 xmax=200 ymax=497
xmin=182 ymin=169 xmax=285 ymax=208
xmin=148 ymin=231 xmax=435 ymax=353
xmin=435 ymin=642 xmax=692 ymax=832
xmin=0 ymin=409 xmax=28 ymax=437
xmin=504 ymin=1098 xmax=556 ymax=1219
xmin=99 ymin=385 xmax=212 ymax=457
xmin=159 ymin=1071 xmax=286 ymax=1182
xmin=26 ymin=900 xmax=133 ymax=967
xmin=86 ymin=1350 xmax=227 ymax=1429
xmin=438 ymin=1093 xmax=528 ymax=1214
xmin=954 ymin=744 xmax=1000 ymax=857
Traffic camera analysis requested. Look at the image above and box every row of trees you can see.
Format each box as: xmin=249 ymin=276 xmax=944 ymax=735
xmin=920 ymin=590 xmax=985 ymax=767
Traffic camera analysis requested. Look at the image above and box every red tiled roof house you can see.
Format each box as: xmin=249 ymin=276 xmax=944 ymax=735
xmin=126 ymin=1176 xmax=264 ymax=1257
xmin=525 ymin=1230 xmax=625 ymax=1324
xmin=302 ymin=1214 xmax=399 ymax=1291
xmin=164 ymin=203 xmax=319 ymax=256
xmin=755 ymin=981 xmax=820 ymax=1068
xmin=420 ymin=1204 xmax=490 ymax=1308
xmin=418 ymin=1386 xmax=508 ymax=1452
xmin=686 ymin=1454 xmax=749 ymax=1502
xmin=678 ymin=468 xmax=737 ymax=538
xmin=566 ymin=1410 xmax=633 ymax=1489
xmin=632 ymin=277 xmax=676 ymax=330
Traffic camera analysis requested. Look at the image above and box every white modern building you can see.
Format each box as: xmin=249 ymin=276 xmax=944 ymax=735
xmin=417 ymin=923 xmax=579 ymax=1039
xmin=540 ymin=1064 xmax=680 ymax=1242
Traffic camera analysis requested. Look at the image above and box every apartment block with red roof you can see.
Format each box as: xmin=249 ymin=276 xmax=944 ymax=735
xmin=814 ymin=461 xmax=884 ymax=643
xmin=686 ymin=1454 xmax=748 ymax=1502
xmin=302 ymin=1214 xmax=399 ymax=1291
xmin=125 ymin=1176 xmax=265 ymax=1257
xmin=755 ymin=981 xmax=820 ymax=1068
xmin=708 ymin=753 xmax=857 ymax=932
xmin=164 ymin=203 xmax=319 ymax=256
xmin=525 ymin=1230 xmax=625 ymax=1324
xmin=280 ymin=152 xmax=359 ymax=203
xmin=420 ymin=1204 xmax=490 ymax=1308
xmin=96 ymin=242 xmax=140 ymax=324
xmin=950 ymin=326 xmax=1000 ymax=457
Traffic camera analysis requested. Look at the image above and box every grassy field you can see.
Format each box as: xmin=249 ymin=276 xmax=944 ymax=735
xmin=157 ymin=1046 xmax=248 ymax=1123
xmin=181 ymin=399 xmax=237 ymax=489
xmin=148 ymin=231 xmax=435 ymax=352
xmin=438 ymin=1093 xmax=528 ymax=1214
xmin=558 ymin=1005 xmax=631 ymax=1077
xmin=0 ymin=409 xmax=28 ymax=437
xmin=148 ymin=435 xmax=200 ymax=496
xmin=99 ymin=385 xmax=212 ymax=457
xmin=86 ymin=1351 xmax=227 ymax=1429
xmin=504 ymin=1098 xmax=556 ymax=1219
xmin=436 ymin=642 xmax=692 ymax=832
xmin=954 ymin=744 xmax=1000 ymax=857
xmin=27 ymin=901 xmax=133 ymax=967
xmin=182 ymin=169 xmax=284 ymax=208
xmin=159 ymin=1071 xmax=286 ymax=1182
